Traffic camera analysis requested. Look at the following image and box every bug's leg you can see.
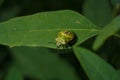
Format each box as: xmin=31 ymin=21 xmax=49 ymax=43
xmin=56 ymin=45 xmax=63 ymax=54
xmin=62 ymin=45 xmax=68 ymax=54
xmin=62 ymin=45 xmax=65 ymax=49
xmin=57 ymin=45 xmax=60 ymax=48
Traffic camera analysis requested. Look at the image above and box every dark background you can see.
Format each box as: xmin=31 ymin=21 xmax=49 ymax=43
xmin=0 ymin=0 xmax=83 ymax=22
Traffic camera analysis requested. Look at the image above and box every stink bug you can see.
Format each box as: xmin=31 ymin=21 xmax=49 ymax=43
xmin=55 ymin=30 xmax=77 ymax=48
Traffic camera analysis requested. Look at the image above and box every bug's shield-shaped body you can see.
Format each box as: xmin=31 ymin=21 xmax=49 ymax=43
xmin=55 ymin=30 xmax=75 ymax=48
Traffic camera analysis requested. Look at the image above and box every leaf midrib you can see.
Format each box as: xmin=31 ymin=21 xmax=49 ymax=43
xmin=1 ymin=28 xmax=99 ymax=33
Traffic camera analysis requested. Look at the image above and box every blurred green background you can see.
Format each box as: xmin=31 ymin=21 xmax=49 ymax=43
xmin=0 ymin=0 xmax=120 ymax=80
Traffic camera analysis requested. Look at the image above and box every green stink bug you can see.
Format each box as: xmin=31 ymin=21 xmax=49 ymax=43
xmin=55 ymin=30 xmax=77 ymax=48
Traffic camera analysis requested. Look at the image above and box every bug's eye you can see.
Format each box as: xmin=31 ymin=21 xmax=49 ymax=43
xmin=55 ymin=30 xmax=77 ymax=48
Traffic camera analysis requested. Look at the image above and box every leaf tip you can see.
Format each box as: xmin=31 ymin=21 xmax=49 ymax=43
xmin=93 ymin=38 xmax=104 ymax=51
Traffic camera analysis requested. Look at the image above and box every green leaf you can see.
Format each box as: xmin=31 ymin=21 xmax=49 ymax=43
xmin=83 ymin=0 xmax=112 ymax=27
xmin=73 ymin=47 xmax=117 ymax=80
xmin=93 ymin=16 xmax=120 ymax=50
xmin=113 ymin=70 xmax=120 ymax=79
xmin=11 ymin=47 xmax=81 ymax=80
xmin=117 ymin=70 xmax=120 ymax=75
xmin=5 ymin=65 xmax=23 ymax=80
xmin=0 ymin=10 xmax=99 ymax=48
